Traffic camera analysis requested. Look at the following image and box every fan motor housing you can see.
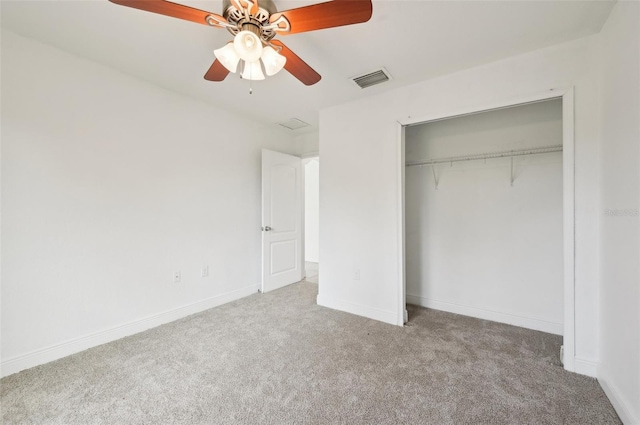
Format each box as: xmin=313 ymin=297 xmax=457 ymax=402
xmin=222 ymin=0 xmax=278 ymax=41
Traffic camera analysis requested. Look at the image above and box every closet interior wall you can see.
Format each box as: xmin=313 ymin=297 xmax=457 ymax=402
xmin=404 ymin=99 xmax=564 ymax=334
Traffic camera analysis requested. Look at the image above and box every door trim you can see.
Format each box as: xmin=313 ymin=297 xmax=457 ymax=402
xmin=302 ymin=156 xmax=320 ymax=280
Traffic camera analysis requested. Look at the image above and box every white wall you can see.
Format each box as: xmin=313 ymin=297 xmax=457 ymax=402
xmin=597 ymin=2 xmax=640 ymax=423
xmin=319 ymin=35 xmax=601 ymax=372
xmin=295 ymin=132 xmax=319 ymax=157
xmin=304 ymin=159 xmax=320 ymax=263
xmin=0 ymin=30 xmax=296 ymax=376
xmin=405 ymin=100 xmax=564 ymax=334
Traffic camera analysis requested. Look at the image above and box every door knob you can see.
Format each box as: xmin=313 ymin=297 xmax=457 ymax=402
xmin=263 ymin=226 xmax=272 ymax=231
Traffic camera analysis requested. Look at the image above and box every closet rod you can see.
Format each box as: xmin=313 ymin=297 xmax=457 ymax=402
xmin=405 ymin=145 xmax=563 ymax=167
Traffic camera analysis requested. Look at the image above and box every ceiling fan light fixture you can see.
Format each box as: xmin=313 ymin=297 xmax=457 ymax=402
xmin=109 ymin=0 xmax=373 ymax=87
xmin=233 ymin=24 xmax=263 ymax=62
xmin=261 ymin=46 xmax=287 ymax=76
xmin=214 ymin=42 xmax=240 ymax=73
xmin=241 ymin=60 xmax=265 ymax=80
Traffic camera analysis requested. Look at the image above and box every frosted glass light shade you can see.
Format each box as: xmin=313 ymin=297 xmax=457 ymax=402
xmin=261 ymin=46 xmax=286 ymax=76
xmin=213 ymin=42 xmax=240 ymax=73
xmin=234 ymin=30 xmax=263 ymax=62
xmin=241 ymin=60 xmax=265 ymax=80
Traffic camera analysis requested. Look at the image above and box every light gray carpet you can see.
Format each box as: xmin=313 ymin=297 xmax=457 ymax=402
xmin=1 ymin=282 xmax=620 ymax=424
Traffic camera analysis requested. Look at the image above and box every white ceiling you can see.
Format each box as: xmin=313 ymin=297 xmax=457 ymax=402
xmin=1 ymin=0 xmax=614 ymax=134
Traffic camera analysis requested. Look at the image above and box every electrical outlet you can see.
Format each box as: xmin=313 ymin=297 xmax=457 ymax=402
xmin=353 ymin=268 xmax=361 ymax=280
xmin=173 ymin=271 xmax=181 ymax=284
xmin=201 ymin=265 xmax=209 ymax=278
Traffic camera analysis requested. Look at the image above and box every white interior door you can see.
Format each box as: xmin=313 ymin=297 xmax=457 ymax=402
xmin=261 ymin=149 xmax=303 ymax=293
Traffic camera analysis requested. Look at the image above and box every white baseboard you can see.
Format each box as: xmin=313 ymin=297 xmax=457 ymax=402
xmin=573 ymin=357 xmax=597 ymax=377
xmin=406 ymin=294 xmax=563 ymax=335
xmin=598 ymin=366 xmax=640 ymax=425
xmin=304 ymin=262 xmax=319 ymax=272
xmin=0 ymin=284 xmax=260 ymax=378
xmin=317 ymin=294 xmax=401 ymax=326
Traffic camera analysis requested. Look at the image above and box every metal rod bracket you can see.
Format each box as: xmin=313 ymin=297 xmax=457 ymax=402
xmin=510 ymin=155 xmax=514 ymax=187
xmin=431 ymin=165 xmax=439 ymax=190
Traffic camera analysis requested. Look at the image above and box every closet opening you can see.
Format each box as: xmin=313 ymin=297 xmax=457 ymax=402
xmin=397 ymin=89 xmax=576 ymax=372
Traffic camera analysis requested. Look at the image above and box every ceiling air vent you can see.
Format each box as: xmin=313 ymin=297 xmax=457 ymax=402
xmin=351 ymin=67 xmax=392 ymax=89
xmin=278 ymin=118 xmax=311 ymax=130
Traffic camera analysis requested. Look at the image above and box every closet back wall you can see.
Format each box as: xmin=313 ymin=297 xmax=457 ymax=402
xmin=405 ymin=99 xmax=563 ymax=334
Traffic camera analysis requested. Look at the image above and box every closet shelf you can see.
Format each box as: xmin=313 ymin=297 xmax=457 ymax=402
xmin=405 ymin=145 xmax=563 ymax=167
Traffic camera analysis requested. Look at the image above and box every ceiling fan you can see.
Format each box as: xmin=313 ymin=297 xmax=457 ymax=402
xmin=108 ymin=0 xmax=373 ymax=86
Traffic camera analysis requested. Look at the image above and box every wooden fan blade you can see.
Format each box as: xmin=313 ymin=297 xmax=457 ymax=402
xmin=204 ymin=59 xmax=231 ymax=81
xmin=250 ymin=0 xmax=259 ymax=16
xmin=271 ymin=40 xmax=321 ymax=86
xmin=109 ymin=0 xmax=227 ymax=27
xmin=269 ymin=0 xmax=372 ymax=35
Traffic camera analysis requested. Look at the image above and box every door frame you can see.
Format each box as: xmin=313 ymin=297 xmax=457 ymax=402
xmin=301 ymin=155 xmax=320 ymax=280
xmin=395 ymin=87 xmax=576 ymax=373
